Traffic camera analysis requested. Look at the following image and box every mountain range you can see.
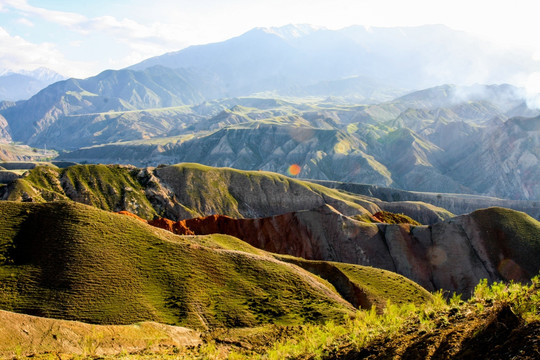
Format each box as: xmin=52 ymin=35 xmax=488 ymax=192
xmin=130 ymin=24 xmax=536 ymax=91
xmin=0 ymin=26 xmax=538 ymax=204
xmin=0 ymin=68 xmax=64 ymax=102
xmin=52 ymin=91 xmax=540 ymax=201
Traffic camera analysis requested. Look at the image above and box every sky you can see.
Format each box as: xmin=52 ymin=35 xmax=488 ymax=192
xmin=0 ymin=0 xmax=539 ymax=80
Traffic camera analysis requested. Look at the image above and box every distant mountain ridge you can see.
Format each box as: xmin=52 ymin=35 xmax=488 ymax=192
xmin=0 ymin=25 xmax=538 ymax=200
xmin=0 ymin=67 xmax=65 ymax=101
xmin=60 ymin=107 xmax=540 ymax=200
xmin=0 ymin=66 xmax=223 ymax=144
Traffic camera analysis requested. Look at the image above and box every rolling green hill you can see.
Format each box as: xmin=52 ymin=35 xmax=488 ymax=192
xmin=0 ymin=201 xmax=432 ymax=330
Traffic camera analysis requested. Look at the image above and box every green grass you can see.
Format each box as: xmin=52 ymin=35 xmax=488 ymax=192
xmin=156 ymin=163 xmax=380 ymax=218
xmin=1 ymin=201 xmax=538 ymax=359
xmin=0 ymin=201 xmax=358 ymax=329
xmin=28 ymin=275 xmax=535 ymax=360
xmin=7 ymin=164 xmax=157 ymax=219
xmin=469 ymin=207 xmax=540 ymax=281
xmin=372 ymin=210 xmax=421 ymax=225
xmin=195 ymin=275 xmax=540 ymax=360
xmin=275 ymin=257 xmax=432 ymax=310
xmin=4 ymin=163 xmax=454 ymax=224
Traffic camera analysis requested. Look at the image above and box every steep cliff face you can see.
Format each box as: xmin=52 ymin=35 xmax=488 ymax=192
xmin=0 ymin=115 xmax=11 ymax=143
xmin=142 ymin=206 xmax=540 ymax=296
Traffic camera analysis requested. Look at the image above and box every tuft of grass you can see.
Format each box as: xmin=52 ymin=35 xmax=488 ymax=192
xmin=371 ymin=210 xmax=421 ymax=225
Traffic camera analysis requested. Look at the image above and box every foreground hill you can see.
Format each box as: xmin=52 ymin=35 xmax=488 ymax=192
xmin=0 ymin=309 xmax=200 ymax=358
xmin=2 ymin=276 xmax=538 ymax=359
xmin=0 ymin=201 xmax=432 ymax=330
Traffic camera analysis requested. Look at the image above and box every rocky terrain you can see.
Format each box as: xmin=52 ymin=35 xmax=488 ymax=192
xmin=51 ymin=93 xmax=540 ymax=201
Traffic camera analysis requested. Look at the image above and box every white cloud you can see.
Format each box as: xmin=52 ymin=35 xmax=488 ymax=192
xmin=1 ymin=0 xmax=188 ymax=72
xmin=526 ymin=72 xmax=540 ymax=109
xmin=83 ymin=16 xmax=187 ymax=48
xmin=0 ymin=26 xmax=91 ymax=77
xmin=3 ymin=0 xmax=86 ymax=27
xmin=4 ymin=1 xmax=186 ymax=48
xmin=16 ymin=17 xmax=33 ymax=26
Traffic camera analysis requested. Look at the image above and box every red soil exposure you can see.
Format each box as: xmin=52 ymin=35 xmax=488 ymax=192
xmin=145 ymin=213 xmax=320 ymax=260
xmin=116 ymin=211 xmax=196 ymax=235
xmin=116 ymin=211 xmax=148 ymax=223
xmin=148 ymin=217 xmax=195 ymax=235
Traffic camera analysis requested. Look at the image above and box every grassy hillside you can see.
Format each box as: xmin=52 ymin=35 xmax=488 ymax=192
xmin=0 ymin=144 xmax=57 ymax=162
xmin=0 ymin=201 xmax=433 ymax=334
xmin=1 ymin=163 xmax=454 ymax=224
xmin=4 ymin=164 xmax=157 ymax=218
xmin=276 ymin=256 xmax=432 ymax=310
xmin=154 ymin=163 xmax=381 ymax=218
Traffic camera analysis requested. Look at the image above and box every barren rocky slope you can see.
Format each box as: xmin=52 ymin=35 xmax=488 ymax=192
xmin=136 ymin=205 xmax=540 ymax=297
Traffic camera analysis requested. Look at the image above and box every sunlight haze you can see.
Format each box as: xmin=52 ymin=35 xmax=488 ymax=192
xmin=0 ymin=0 xmax=538 ymax=81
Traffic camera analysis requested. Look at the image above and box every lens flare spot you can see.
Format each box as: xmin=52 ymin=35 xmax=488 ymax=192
xmin=288 ymin=164 xmax=301 ymax=176
xmin=498 ymin=258 xmax=525 ymax=281
xmin=427 ymin=246 xmax=447 ymax=266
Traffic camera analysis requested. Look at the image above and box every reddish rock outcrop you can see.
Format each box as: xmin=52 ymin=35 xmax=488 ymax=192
xmin=148 ymin=217 xmax=194 ymax=235
xmin=116 ymin=211 xmax=147 ymax=223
